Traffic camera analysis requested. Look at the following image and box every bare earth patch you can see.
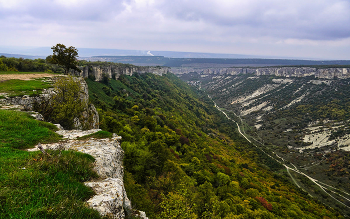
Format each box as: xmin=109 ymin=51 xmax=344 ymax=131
xmin=0 ymin=73 xmax=56 ymax=81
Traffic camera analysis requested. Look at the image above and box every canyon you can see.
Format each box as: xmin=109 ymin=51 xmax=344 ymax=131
xmin=173 ymin=66 xmax=350 ymax=79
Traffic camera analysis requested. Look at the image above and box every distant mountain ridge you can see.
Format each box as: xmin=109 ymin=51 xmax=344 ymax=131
xmin=0 ymin=46 xmax=272 ymax=59
xmin=87 ymin=56 xmax=350 ymax=67
xmin=2 ymin=46 xmax=349 ymax=60
xmin=173 ymin=66 xmax=350 ymax=79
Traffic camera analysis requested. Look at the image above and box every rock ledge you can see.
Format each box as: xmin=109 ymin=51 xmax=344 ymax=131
xmin=29 ymin=129 xmax=147 ymax=219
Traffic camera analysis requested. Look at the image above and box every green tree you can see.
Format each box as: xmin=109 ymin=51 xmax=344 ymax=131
xmin=158 ymin=190 xmax=198 ymax=219
xmin=0 ymin=59 xmax=8 ymax=71
xmin=47 ymin=43 xmax=81 ymax=74
xmin=34 ymin=75 xmax=86 ymax=129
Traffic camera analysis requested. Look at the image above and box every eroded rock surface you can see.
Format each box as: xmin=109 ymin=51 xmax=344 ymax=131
xmin=29 ymin=129 xmax=147 ymax=219
xmin=76 ymin=65 xmax=169 ymax=81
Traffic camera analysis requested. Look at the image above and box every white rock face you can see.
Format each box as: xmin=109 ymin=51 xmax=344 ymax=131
xmin=85 ymin=178 xmax=130 ymax=219
xmin=66 ymin=137 xmax=124 ymax=179
xmin=29 ymin=130 xmax=147 ymax=219
xmin=78 ymin=65 xmax=170 ymax=81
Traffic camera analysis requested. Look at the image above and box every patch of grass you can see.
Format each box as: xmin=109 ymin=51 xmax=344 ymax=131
xmin=0 ymin=78 xmax=53 ymax=96
xmin=77 ymin=131 xmax=113 ymax=140
xmin=0 ymin=110 xmax=61 ymax=149
xmin=0 ymin=109 xmax=106 ymax=218
xmin=0 ymin=149 xmax=104 ymax=219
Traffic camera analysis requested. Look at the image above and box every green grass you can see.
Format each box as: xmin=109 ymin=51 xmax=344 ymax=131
xmin=0 ymin=110 xmax=105 ymax=218
xmin=0 ymin=78 xmax=53 ymax=96
xmin=0 ymin=110 xmax=61 ymax=149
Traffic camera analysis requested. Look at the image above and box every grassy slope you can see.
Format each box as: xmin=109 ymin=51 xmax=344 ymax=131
xmin=0 ymin=109 xmax=105 ymax=218
xmin=0 ymin=71 xmax=54 ymax=97
xmin=87 ymin=73 xmax=344 ymax=218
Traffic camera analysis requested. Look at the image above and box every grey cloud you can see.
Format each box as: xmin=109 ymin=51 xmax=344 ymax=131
xmin=149 ymin=0 xmax=350 ymax=40
xmin=2 ymin=0 xmax=350 ymax=40
xmin=0 ymin=0 xmax=350 ymax=59
xmin=0 ymin=0 xmax=126 ymax=22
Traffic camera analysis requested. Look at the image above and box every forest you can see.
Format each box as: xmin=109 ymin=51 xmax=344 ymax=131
xmin=86 ymin=72 xmax=343 ymax=218
xmin=190 ymin=72 xmax=350 ymax=216
xmin=0 ymin=56 xmax=136 ymax=74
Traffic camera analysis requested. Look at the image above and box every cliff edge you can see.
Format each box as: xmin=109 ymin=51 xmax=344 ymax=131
xmin=28 ymin=129 xmax=148 ymax=219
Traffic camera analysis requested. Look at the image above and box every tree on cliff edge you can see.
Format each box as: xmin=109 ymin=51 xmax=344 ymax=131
xmin=47 ymin=43 xmax=81 ymax=74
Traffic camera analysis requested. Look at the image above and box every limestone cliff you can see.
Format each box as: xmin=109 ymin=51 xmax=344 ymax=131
xmin=172 ymin=66 xmax=350 ymax=79
xmin=77 ymin=64 xmax=170 ymax=81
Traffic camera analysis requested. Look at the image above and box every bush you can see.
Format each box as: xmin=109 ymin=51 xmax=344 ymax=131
xmin=34 ymin=75 xmax=87 ymax=130
xmin=0 ymin=59 xmax=8 ymax=71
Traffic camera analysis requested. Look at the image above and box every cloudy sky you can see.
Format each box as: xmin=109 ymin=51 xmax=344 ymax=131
xmin=0 ymin=0 xmax=350 ymax=59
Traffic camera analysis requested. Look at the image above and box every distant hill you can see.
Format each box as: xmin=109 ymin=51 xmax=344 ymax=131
xmin=1 ymin=46 xmax=350 ymax=68
xmin=0 ymin=53 xmax=44 ymax=59
xmin=86 ymin=55 xmax=350 ymax=67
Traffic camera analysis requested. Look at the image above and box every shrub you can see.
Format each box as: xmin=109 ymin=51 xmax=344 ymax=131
xmin=0 ymin=59 xmax=8 ymax=71
xmin=34 ymin=75 xmax=87 ymax=130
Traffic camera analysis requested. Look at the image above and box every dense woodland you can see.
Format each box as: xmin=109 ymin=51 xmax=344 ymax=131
xmin=0 ymin=56 xmax=135 ymax=73
xmin=86 ymin=73 xmax=343 ymax=218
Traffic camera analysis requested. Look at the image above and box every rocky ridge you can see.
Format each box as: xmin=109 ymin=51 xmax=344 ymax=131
xmin=173 ymin=66 xmax=350 ymax=79
xmin=28 ymin=129 xmax=148 ymax=219
xmin=77 ymin=65 xmax=170 ymax=81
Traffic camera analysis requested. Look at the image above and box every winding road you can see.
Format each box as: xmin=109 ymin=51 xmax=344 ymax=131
xmin=209 ymin=95 xmax=350 ymax=211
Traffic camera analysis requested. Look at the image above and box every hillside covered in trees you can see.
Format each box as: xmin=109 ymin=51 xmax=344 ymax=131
xmin=181 ymin=72 xmax=350 ymax=216
xmin=86 ymin=72 xmax=344 ymax=218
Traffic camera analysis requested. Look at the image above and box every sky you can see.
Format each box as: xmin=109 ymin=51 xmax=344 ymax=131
xmin=0 ymin=0 xmax=350 ymax=60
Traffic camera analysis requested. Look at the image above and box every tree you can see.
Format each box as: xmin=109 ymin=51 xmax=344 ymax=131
xmin=0 ymin=59 xmax=8 ymax=71
xmin=47 ymin=43 xmax=81 ymax=74
xmin=33 ymin=75 xmax=86 ymax=129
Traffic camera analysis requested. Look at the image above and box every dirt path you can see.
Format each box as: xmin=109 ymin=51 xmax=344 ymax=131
xmin=0 ymin=73 xmax=56 ymax=81
xmin=210 ymin=96 xmax=350 ymax=211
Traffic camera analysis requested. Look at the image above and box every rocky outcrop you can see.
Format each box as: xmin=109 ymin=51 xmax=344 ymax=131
xmin=70 ymin=76 xmax=99 ymax=130
xmin=255 ymin=67 xmax=350 ymax=79
xmin=0 ymin=76 xmax=99 ymax=130
xmin=28 ymin=130 xmax=148 ymax=219
xmin=0 ymin=88 xmax=53 ymax=111
xmin=172 ymin=67 xmax=350 ymax=79
xmin=76 ymin=65 xmax=170 ymax=81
